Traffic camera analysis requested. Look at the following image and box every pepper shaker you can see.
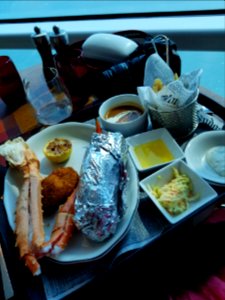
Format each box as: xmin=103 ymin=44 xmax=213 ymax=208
xmin=49 ymin=26 xmax=79 ymax=101
xmin=49 ymin=25 xmax=69 ymax=57
xmin=31 ymin=26 xmax=56 ymax=81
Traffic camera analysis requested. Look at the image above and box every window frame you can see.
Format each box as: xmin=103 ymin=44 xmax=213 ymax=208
xmin=0 ymin=10 xmax=224 ymax=51
xmin=0 ymin=9 xmax=224 ymax=101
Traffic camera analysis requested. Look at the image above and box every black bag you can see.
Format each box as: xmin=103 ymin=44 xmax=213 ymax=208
xmin=55 ymin=30 xmax=181 ymax=106
xmin=114 ymin=30 xmax=181 ymax=76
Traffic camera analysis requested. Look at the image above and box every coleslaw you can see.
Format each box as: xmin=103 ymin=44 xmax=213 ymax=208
xmin=151 ymin=167 xmax=199 ymax=216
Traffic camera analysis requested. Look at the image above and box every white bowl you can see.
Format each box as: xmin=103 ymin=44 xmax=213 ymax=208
xmin=185 ymin=130 xmax=225 ymax=185
xmin=98 ymin=94 xmax=148 ymax=137
xmin=126 ymin=128 xmax=184 ymax=172
xmin=139 ymin=160 xmax=218 ymax=224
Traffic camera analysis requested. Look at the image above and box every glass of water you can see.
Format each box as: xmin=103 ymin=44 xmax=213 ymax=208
xmin=26 ymin=67 xmax=73 ymax=125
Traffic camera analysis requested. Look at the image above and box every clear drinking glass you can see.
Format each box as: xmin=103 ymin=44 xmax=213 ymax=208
xmin=26 ymin=67 xmax=73 ymax=125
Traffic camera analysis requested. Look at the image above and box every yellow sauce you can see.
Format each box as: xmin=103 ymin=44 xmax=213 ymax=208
xmin=133 ymin=139 xmax=174 ymax=168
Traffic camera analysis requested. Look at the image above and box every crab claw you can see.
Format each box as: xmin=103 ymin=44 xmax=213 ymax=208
xmin=41 ymin=188 xmax=77 ymax=256
xmin=0 ymin=137 xmax=27 ymax=167
xmin=0 ymin=137 xmax=45 ymax=276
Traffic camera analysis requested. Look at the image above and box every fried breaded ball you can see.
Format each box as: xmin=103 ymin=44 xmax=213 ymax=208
xmin=41 ymin=167 xmax=79 ymax=214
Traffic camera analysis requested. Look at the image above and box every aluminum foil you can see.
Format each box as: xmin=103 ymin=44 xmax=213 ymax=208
xmin=74 ymin=131 xmax=128 ymax=242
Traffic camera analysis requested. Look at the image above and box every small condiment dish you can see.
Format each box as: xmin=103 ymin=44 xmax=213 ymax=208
xmin=139 ymin=160 xmax=218 ymax=224
xmin=185 ymin=130 xmax=225 ymax=185
xmin=126 ymin=128 xmax=184 ymax=172
xmin=98 ymin=94 xmax=148 ymax=137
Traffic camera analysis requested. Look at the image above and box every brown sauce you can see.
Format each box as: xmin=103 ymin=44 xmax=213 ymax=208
xmin=105 ymin=103 xmax=144 ymax=123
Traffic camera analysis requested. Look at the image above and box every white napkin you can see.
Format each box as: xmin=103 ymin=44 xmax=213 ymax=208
xmin=138 ymin=53 xmax=202 ymax=112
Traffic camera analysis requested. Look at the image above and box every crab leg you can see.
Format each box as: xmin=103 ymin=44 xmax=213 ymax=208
xmin=0 ymin=137 xmax=78 ymax=275
xmin=15 ymin=178 xmax=30 ymax=258
xmin=0 ymin=138 xmax=44 ymax=275
xmin=14 ymin=174 xmax=42 ymax=276
xmin=24 ymin=253 xmax=41 ymax=276
xmin=28 ymin=156 xmax=45 ymax=249
xmin=41 ymin=188 xmax=77 ymax=256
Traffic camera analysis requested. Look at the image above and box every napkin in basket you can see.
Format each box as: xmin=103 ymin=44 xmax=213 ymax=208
xmin=137 ymin=53 xmax=202 ymax=112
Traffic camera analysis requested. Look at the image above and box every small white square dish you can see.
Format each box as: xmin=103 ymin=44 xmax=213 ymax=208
xmin=126 ymin=128 xmax=184 ymax=172
xmin=139 ymin=160 xmax=218 ymax=224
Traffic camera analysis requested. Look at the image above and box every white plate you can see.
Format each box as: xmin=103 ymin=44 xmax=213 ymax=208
xmin=185 ymin=131 xmax=225 ymax=185
xmin=139 ymin=160 xmax=218 ymax=224
xmin=3 ymin=122 xmax=139 ymax=263
xmin=127 ymin=128 xmax=184 ymax=172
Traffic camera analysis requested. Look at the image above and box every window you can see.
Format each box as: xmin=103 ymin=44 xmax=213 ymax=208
xmin=0 ymin=1 xmax=224 ymax=20
xmin=0 ymin=1 xmax=224 ymax=98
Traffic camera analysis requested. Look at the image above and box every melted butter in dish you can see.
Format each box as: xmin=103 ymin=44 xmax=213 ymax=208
xmin=133 ymin=139 xmax=174 ymax=168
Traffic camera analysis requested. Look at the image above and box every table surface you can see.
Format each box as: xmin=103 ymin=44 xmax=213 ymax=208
xmin=0 ymin=65 xmax=225 ymax=300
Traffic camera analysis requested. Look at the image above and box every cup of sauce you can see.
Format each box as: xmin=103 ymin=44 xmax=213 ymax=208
xmin=99 ymin=94 xmax=148 ymax=137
